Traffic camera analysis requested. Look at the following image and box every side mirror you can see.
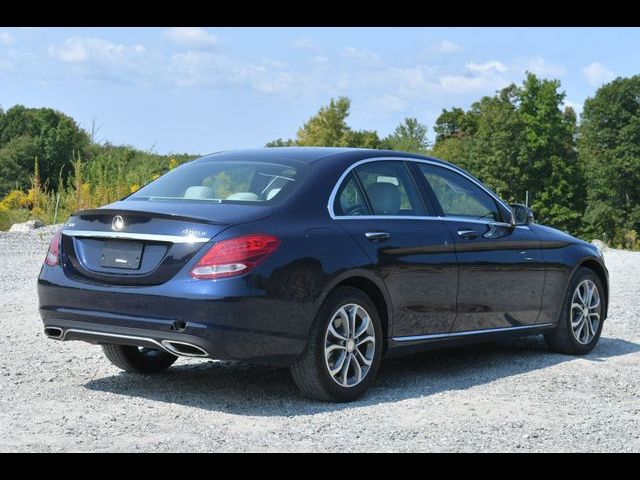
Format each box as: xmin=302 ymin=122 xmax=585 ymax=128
xmin=510 ymin=204 xmax=534 ymax=225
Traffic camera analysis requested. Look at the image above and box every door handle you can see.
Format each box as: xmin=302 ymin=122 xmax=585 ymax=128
xmin=457 ymin=228 xmax=479 ymax=239
xmin=365 ymin=231 xmax=391 ymax=242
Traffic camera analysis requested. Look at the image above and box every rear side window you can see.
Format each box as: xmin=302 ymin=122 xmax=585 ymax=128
xmin=418 ymin=164 xmax=502 ymax=221
xmin=353 ymin=161 xmax=426 ymax=216
xmin=129 ymin=160 xmax=301 ymax=204
xmin=334 ymin=173 xmax=370 ymax=216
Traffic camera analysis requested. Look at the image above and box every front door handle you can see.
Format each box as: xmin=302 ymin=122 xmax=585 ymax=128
xmin=457 ymin=228 xmax=479 ymax=239
xmin=365 ymin=231 xmax=391 ymax=242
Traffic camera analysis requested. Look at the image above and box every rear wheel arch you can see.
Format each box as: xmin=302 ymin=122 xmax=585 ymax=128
xmin=316 ymin=273 xmax=392 ymax=352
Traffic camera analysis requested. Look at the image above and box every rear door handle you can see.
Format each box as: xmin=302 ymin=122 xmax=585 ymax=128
xmin=457 ymin=229 xmax=479 ymax=239
xmin=365 ymin=231 xmax=391 ymax=241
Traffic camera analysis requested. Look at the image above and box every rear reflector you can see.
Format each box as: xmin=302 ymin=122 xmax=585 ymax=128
xmin=45 ymin=229 xmax=62 ymax=267
xmin=190 ymin=234 xmax=280 ymax=280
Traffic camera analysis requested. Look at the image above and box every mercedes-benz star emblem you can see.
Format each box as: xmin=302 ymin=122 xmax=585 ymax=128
xmin=112 ymin=215 xmax=125 ymax=231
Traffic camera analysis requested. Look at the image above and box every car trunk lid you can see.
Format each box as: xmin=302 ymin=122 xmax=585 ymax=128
xmin=60 ymin=200 xmax=274 ymax=286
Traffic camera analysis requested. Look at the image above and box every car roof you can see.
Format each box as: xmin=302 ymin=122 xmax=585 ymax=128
xmin=197 ymin=147 xmax=453 ymax=168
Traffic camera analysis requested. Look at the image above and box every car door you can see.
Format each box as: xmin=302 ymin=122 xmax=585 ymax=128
xmin=413 ymin=162 xmax=545 ymax=332
xmin=331 ymin=160 xmax=458 ymax=337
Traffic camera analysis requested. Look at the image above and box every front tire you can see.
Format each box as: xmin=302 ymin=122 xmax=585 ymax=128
xmin=544 ymin=267 xmax=605 ymax=355
xmin=102 ymin=344 xmax=177 ymax=374
xmin=291 ymin=287 xmax=383 ymax=402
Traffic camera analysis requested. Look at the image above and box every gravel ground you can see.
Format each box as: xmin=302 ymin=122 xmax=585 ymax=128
xmin=1 ymin=228 xmax=639 ymax=452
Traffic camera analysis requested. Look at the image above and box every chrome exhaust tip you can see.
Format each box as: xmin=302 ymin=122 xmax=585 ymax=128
xmin=161 ymin=340 xmax=208 ymax=357
xmin=44 ymin=326 xmax=64 ymax=339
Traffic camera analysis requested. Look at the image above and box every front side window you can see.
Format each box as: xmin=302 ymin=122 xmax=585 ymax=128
xmin=352 ymin=161 xmax=426 ymax=216
xmin=129 ymin=160 xmax=301 ymax=204
xmin=418 ymin=164 xmax=501 ymax=221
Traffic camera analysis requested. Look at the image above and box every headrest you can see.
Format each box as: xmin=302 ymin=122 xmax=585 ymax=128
xmin=226 ymin=192 xmax=260 ymax=201
xmin=366 ymin=182 xmax=401 ymax=215
xmin=184 ymin=186 xmax=215 ymax=199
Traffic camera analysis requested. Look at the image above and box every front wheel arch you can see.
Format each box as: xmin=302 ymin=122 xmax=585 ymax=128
xmin=576 ymin=259 xmax=609 ymax=320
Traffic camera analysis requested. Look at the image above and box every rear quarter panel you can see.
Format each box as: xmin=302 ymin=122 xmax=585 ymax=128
xmin=215 ymin=207 xmax=377 ymax=343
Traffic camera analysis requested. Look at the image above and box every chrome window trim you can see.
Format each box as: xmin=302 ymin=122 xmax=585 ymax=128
xmin=392 ymin=323 xmax=554 ymax=343
xmin=62 ymin=230 xmax=211 ymax=244
xmin=330 ymin=214 xmax=527 ymax=230
xmin=327 ymin=156 xmax=514 ymax=223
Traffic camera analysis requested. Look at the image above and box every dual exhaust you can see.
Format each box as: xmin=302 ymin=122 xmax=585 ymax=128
xmin=44 ymin=326 xmax=64 ymax=339
xmin=44 ymin=326 xmax=209 ymax=358
xmin=160 ymin=340 xmax=208 ymax=357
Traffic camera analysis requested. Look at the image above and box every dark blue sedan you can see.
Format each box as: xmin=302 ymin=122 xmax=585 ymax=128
xmin=38 ymin=148 xmax=609 ymax=402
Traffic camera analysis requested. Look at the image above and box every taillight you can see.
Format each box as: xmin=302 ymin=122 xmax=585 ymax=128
xmin=45 ymin=229 xmax=62 ymax=267
xmin=190 ymin=234 xmax=281 ymax=280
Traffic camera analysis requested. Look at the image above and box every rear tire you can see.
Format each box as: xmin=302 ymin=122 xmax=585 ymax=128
xmin=291 ymin=287 xmax=383 ymax=402
xmin=544 ymin=267 xmax=605 ymax=355
xmin=102 ymin=344 xmax=177 ymax=374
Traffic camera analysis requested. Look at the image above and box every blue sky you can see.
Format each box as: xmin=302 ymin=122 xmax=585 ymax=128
xmin=1 ymin=27 xmax=638 ymax=155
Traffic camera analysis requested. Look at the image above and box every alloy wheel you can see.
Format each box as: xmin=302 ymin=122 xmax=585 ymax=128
xmin=570 ymin=279 xmax=601 ymax=345
xmin=324 ymin=303 xmax=376 ymax=388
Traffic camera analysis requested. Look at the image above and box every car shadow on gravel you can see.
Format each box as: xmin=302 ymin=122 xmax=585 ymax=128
xmin=84 ymin=335 xmax=640 ymax=416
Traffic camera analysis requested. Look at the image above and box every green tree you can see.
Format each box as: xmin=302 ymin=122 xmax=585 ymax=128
xmin=433 ymin=107 xmax=469 ymax=143
xmin=515 ymin=74 xmax=583 ymax=232
xmin=0 ymin=135 xmax=40 ymax=194
xmin=432 ymin=73 xmax=584 ymax=233
xmin=296 ymin=97 xmax=353 ymax=147
xmin=382 ymin=117 xmax=430 ymax=153
xmin=265 ymin=138 xmax=296 ymax=147
xmin=0 ymin=105 xmax=90 ymax=195
xmin=265 ymin=97 xmax=383 ymax=149
xmin=345 ymin=129 xmax=382 ymax=149
xmin=578 ymin=75 xmax=640 ymax=246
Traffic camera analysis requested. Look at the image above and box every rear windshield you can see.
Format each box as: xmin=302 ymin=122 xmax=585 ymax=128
xmin=128 ymin=160 xmax=302 ymax=204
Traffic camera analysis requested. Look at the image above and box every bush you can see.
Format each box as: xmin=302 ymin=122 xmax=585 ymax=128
xmin=0 ymin=208 xmax=31 ymax=231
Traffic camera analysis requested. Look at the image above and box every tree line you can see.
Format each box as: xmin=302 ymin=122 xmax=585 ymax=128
xmin=0 ymin=105 xmax=194 ymax=230
xmin=266 ymin=73 xmax=640 ymax=249
xmin=1 ymin=72 xmax=639 ymax=249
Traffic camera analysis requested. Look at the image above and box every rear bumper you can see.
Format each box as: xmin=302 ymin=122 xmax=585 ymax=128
xmin=38 ymin=268 xmax=312 ymax=366
xmin=42 ymin=318 xmax=213 ymax=358
xmin=40 ymin=306 xmax=307 ymax=365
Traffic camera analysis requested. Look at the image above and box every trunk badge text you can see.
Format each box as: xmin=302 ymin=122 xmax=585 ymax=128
xmin=182 ymin=228 xmax=207 ymax=237
xmin=112 ymin=216 xmax=125 ymax=231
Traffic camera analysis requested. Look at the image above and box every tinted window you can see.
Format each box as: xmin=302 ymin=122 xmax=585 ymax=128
xmin=353 ymin=161 xmax=425 ymax=216
xmin=129 ymin=160 xmax=301 ymax=204
xmin=334 ymin=173 xmax=370 ymax=216
xmin=419 ymin=164 xmax=501 ymax=221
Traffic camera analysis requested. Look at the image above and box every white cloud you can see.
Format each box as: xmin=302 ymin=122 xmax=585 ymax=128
xmin=520 ymin=56 xmax=566 ymax=77
xmin=436 ymin=73 xmax=510 ymax=94
xmin=371 ymin=93 xmax=407 ymax=113
xmin=341 ymin=46 xmax=381 ymax=63
xmin=430 ymin=40 xmax=461 ymax=54
xmin=0 ymin=31 xmax=15 ymax=46
xmin=48 ymin=37 xmax=146 ymax=64
xmin=466 ymin=60 xmax=508 ymax=74
xmin=39 ymin=34 xmax=579 ymax=125
xmin=163 ymin=27 xmax=218 ymax=48
xmin=261 ymin=58 xmax=287 ymax=69
xmin=169 ymin=51 xmax=296 ymax=94
xmin=562 ymin=99 xmax=583 ymax=115
xmin=290 ymin=37 xmax=321 ymax=50
xmin=582 ymin=62 xmax=615 ymax=87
